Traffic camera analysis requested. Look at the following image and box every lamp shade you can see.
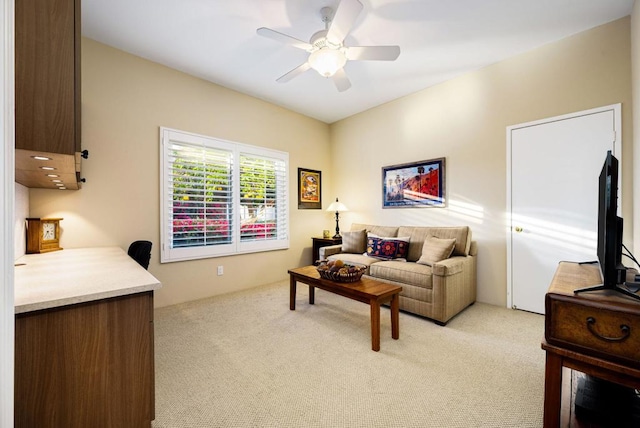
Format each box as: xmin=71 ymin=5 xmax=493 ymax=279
xmin=327 ymin=198 xmax=348 ymax=212
xmin=309 ymin=48 xmax=347 ymax=77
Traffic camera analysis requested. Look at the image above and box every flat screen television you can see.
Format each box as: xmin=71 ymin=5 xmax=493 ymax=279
xmin=575 ymin=150 xmax=640 ymax=300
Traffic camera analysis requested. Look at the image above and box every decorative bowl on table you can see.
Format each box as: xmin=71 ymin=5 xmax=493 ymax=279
xmin=316 ymin=260 xmax=366 ymax=283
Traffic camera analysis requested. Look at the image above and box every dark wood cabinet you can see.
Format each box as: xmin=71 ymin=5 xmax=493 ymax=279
xmin=14 ymin=0 xmax=82 ymax=189
xmin=15 ymin=292 xmax=155 ymax=428
xmin=542 ymin=262 xmax=640 ymax=427
xmin=312 ymin=236 xmax=342 ymax=264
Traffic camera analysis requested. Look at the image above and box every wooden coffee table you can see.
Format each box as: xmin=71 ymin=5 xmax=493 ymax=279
xmin=288 ymin=265 xmax=402 ymax=352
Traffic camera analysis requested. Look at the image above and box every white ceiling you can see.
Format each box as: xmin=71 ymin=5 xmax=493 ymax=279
xmin=82 ymin=0 xmax=634 ymax=124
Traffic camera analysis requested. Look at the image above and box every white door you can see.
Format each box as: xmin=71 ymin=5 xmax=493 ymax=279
xmin=507 ymin=104 xmax=621 ymax=314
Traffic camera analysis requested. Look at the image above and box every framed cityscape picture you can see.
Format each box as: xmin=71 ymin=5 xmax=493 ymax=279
xmin=298 ymin=168 xmax=322 ymax=209
xmin=382 ymin=158 xmax=446 ymax=208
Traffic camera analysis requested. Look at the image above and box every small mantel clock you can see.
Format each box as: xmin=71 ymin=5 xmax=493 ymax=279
xmin=26 ymin=218 xmax=63 ymax=254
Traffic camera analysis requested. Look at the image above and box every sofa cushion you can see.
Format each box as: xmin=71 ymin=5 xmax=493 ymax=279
xmin=341 ymin=229 xmax=366 ymax=254
xmin=417 ymin=236 xmax=456 ymax=266
xmin=369 ymin=261 xmax=433 ymax=289
xmin=366 ymin=235 xmax=410 ymax=260
xmin=326 ymin=253 xmax=379 ymax=272
xmin=429 ymin=227 xmax=471 ymax=256
xmin=398 ymin=226 xmax=471 ymax=260
xmin=398 ymin=282 xmax=432 ymax=302
xmin=351 ymin=223 xmax=399 ymax=238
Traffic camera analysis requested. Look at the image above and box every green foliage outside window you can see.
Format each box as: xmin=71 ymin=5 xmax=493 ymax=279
xmin=171 ymin=150 xmax=278 ymax=248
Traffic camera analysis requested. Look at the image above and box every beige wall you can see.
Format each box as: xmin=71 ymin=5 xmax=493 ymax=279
xmin=330 ymin=17 xmax=633 ymax=306
xmin=28 ymin=38 xmax=332 ymax=307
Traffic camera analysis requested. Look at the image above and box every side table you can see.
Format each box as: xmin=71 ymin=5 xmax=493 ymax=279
xmin=311 ymin=237 xmax=342 ymax=264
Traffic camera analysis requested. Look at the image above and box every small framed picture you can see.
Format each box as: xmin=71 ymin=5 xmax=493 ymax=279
xmin=298 ymin=168 xmax=321 ymax=209
xmin=382 ymin=158 xmax=446 ymax=208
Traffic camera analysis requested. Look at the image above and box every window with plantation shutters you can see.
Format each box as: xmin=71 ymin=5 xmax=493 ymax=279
xmin=160 ymin=128 xmax=289 ymax=263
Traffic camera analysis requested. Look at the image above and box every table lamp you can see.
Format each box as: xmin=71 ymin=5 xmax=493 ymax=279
xmin=327 ymin=197 xmax=348 ymax=238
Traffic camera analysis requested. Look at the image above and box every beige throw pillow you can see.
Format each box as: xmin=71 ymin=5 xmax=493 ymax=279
xmin=341 ymin=229 xmax=367 ymax=254
xmin=417 ymin=236 xmax=456 ymax=266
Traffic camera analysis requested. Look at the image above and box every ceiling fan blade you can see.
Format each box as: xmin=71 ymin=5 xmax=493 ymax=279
xmin=276 ymin=62 xmax=312 ymax=83
xmin=347 ymin=46 xmax=401 ymax=61
xmin=326 ymin=0 xmax=364 ymax=45
xmin=331 ymin=68 xmax=351 ymax=92
xmin=257 ymin=27 xmax=311 ymax=51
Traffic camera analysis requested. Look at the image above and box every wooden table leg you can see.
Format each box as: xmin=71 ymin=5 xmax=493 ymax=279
xmin=543 ymin=351 xmax=563 ymax=428
xmin=289 ymin=275 xmax=296 ymax=311
xmin=390 ymin=293 xmax=399 ymax=340
xmin=370 ymin=300 xmax=381 ymax=352
xmin=309 ymin=285 xmax=315 ymax=305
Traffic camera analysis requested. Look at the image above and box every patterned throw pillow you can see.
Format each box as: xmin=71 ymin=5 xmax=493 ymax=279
xmin=366 ymin=235 xmax=410 ymax=260
xmin=417 ymin=236 xmax=456 ymax=266
xmin=341 ymin=229 xmax=367 ymax=254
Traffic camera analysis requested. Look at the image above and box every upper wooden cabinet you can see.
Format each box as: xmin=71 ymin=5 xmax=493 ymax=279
xmin=15 ymin=0 xmax=82 ymax=190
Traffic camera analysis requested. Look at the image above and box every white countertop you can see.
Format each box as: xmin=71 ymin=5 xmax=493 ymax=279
xmin=15 ymin=247 xmax=162 ymax=314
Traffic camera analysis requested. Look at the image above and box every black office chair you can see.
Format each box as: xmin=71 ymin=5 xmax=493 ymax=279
xmin=128 ymin=240 xmax=152 ymax=270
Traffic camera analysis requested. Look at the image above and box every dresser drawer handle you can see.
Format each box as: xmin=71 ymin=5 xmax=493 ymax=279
xmin=586 ymin=317 xmax=630 ymax=342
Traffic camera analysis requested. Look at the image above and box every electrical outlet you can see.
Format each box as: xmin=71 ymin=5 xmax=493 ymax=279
xmin=217 ymin=266 xmax=223 ymax=276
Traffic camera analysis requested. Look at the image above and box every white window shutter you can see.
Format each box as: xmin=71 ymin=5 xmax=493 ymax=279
xmin=160 ymin=128 xmax=289 ymax=263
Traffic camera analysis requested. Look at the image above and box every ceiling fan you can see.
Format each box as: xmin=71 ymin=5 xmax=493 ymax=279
xmin=257 ymin=0 xmax=401 ymax=92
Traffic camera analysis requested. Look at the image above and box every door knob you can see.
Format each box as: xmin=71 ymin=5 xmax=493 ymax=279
xmin=514 ymin=226 xmax=523 ymax=232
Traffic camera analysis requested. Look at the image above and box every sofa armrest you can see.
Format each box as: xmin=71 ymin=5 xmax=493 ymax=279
xmin=431 ymin=254 xmax=477 ymax=323
xmin=469 ymin=241 xmax=478 ymax=257
xmin=432 ymin=257 xmax=465 ymax=276
xmin=319 ymin=244 xmax=343 ymax=260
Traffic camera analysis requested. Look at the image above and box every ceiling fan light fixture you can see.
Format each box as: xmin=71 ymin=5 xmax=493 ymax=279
xmin=257 ymin=0 xmax=398 ymax=89
xmin=308 ymin=47 xmax=347 ymax=77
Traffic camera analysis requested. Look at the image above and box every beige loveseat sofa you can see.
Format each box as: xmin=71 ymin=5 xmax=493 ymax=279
xmin=319 ymin=223 xmax=477 ymax=325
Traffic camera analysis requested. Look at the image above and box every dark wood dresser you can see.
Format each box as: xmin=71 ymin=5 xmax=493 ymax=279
xmin=542 ymin=262 xmax=640 ymax=427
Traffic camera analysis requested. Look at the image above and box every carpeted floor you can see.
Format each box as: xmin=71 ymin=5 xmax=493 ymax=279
xmin=152 ymin=280 xmax=545 ymax=427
